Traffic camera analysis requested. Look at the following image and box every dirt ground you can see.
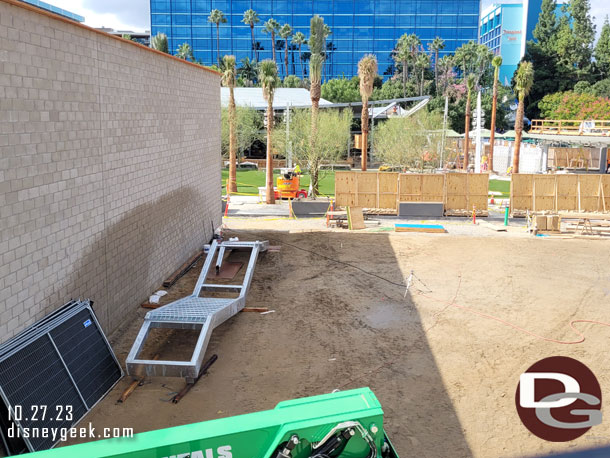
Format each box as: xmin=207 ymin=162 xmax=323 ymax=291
xmin=66 ymin=219 xmax=610 ymax=458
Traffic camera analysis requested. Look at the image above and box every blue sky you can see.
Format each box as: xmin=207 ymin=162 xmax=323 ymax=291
xmin=55 ymin=0 xmax=607 ymax=37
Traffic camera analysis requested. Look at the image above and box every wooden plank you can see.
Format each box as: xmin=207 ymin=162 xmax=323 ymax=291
xmin=378 ymin=172 xmax=399 ymax=209
xmin=579 ymin=174 xmax=601 ymax=212
xmin=478 ymin=220 xmax=507 ymax=232
xmin=395 ymin=223 xmax=447 ymax=233
xmin=557 ymin=174 xmax=578 ymax=211
xmin=347 ymin=206 xmax=366 ymax=230
xmin=356 ymin=173 xmax=377 ymax=208
xmin=163 ymin=250 xmax=204 ymax=288
xmin=532 ymin=175 xmax=555 ymax=211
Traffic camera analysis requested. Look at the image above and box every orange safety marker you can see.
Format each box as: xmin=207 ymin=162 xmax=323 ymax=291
xmin=326 ymin=199 xmax=334 ymax=227
xmin=224 ymin=195 xmax=230 ymax=217
xmin=472 ymin=205 xmax=476 ymax=224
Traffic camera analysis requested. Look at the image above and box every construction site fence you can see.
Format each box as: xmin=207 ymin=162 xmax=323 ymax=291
xmin=335 ymin=171 xmax=489 ymax=214
xmin=510 ymin=174 xmax=610 ymax=215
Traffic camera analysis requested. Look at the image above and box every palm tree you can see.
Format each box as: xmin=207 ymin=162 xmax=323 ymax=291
xmin=279 ymin=24 xmax=292 ymax=77
xmin=238 ymin=57 xmax=258 ymax=84
xmin=262 ymin=18 xmax=280 ymax=63
xmin=358 ymin=55 xmax=377 ymax=172
xmin=395 ymin=34 xmax=410 ymax=97
xmin=463 ymin=74 xmax=475 ymax=170
xmin=292 ymin=32 xmax=306 ymax=80
xmin=151 ymin=32 xmax=169 ymax=53
xmin=489 ymin=55 xmax=503 ymax=173
xmin=512 ymin=61 xmax=534 ymax=174
xmin=259 ymin=60 xmax=278 ymax=204
xmin=455 ymin=40 xmax=477 ymax=79
xmin=222 ymin=55 xmax=238 ymax=194
xmin=428 ymin=37 xmax=445 ymax=93
xmin=323 ymin=24 xmax=332 ymax=81
xmin=241 ymin=9 xmax=260 ymax=61
xmin=437 ymin=55 xmax=454 ymax=96
xmin=208 ymin=9 xmax=227 ymax=66
xmin=309 ymin=15 xmax=326 ymax=190
xmin=176 ymin=43 xmax=194 ymax=61
xmin=415 ymin=53 xmax=430 ymax=96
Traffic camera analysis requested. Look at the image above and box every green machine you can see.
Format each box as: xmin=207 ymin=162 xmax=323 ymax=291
xmin=25 ymin=388 xmax=398 ymax=458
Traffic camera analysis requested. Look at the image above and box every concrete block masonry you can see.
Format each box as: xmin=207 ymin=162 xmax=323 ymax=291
xmin=0 ymin=0 xmax=221 ymax=343
xmin=399 ymin=202 xmax=445 ymax=217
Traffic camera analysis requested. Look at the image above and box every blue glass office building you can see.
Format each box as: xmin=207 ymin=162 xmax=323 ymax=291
xmin=21 ymin=0 xmax=85 ymax=22
xmin=151 ymin=0 xmax=480 ymax=79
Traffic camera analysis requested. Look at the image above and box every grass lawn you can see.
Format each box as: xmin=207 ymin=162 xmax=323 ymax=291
xmin=222 ymin=169 xmax=511 ymax=198
xmin=488 ymin=179 xmax=510 ymax=197
xmin=222 ymin=169 xmax=336 ymax=196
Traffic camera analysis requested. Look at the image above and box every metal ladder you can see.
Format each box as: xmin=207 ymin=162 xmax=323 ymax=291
xmin=126 ymin=239 xmax=268 ymax=381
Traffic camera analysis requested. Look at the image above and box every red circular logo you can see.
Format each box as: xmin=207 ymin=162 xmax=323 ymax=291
xmin=515 ymin=356 xmax=602 ymax=442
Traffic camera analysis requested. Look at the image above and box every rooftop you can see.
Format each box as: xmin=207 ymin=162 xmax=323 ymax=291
xmin=220 ymin=88 xmax=333 ymax=110
xmin=20 ymin=0 xmax=84 ymax=22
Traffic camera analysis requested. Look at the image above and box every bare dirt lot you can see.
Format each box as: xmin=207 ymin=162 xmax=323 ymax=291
xmin=69 ymin=221 xmax=610 ymax=457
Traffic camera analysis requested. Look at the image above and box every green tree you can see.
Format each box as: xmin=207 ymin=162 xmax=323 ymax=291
xmin=221 ymin=107 xmax=263 ymax=159
xmin=512 ymin=61 xmax=535 ymax=174
xmin=279 ymin=24 xmax=293 ymax=77
xmin=151 ymin=32 xmax=169 ymax=53
xmin=374 ymin=110 xmax=443 ymax=170
xmin=591 ymin=78 xmax=610 ymax=98
xmin=222 ymin=55 xmax=238 ymax=194
xmin=242 ymin=9 xmax=260 ymax=61
xmin=262 ymin=19 xmax=280 ymax=63
xmin=309 ymin=15 xmax=326 ymax=181
xmin=208 ymin=9 xmax=227 ymax=66
xmin=395 ymin=34 xmax=410 ymax=97
xmin=538 ymin=91 xmax=610 ymax=119
xmin=454 ymin=41 xmax=478 ymax=80
xmin=463 ymin=74 xmax=475 ymax=170
xmin=533 ymin=0 xmax=558 ymax=50
xmin=428 ymin=37 xmax=445 ymax=93
xmin=238 ymin=57 xmax=258 ymax=85
xmin=489 ymin=55 xmax=503 ymax=173
xmin=259 ymin=59 xmax=279 ymax=204
xmin=283 ymin=75 xmax=302 ymax=88
xmin=176 ymin=42 xmax=194 ymax=61
xmin=358 ymin=54 xmax=377 ymax=171
xmin=321 ymin=77 xmax=360 ymax=102
xmin=121 ymin=34 xmax=134 ymax=41
xmin=568 ymin=0 xmax=596 ymax=71
xmin=273 ymin=109 xmax=352 ymax=196
xmin=595 ymin=16 xmax=610 ymax=78
xmin=292 ymin=32 xmax=307 ymax=80
xmin=371 ymin=79 xmax=415 ymax=101
xmin=436 ymin=55 xmax=455 ymax=96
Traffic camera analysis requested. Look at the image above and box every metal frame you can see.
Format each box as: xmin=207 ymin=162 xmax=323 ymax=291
xmin=126 ymin=239 xmax=268 ymax=381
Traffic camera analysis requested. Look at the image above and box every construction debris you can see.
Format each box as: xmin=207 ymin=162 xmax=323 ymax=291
xmin=171 ymin=354 xmax=218 ymax=404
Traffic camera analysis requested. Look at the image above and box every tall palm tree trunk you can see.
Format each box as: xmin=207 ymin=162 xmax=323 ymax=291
xmin=250 ymin=24 xmax=255 ymax=60
xmin=512 ymin=96 xmax=524 ymax=174
xmin=266 ymin=100 xmax=275 ymax=204
xmin=489 ymin=77 xmax=498 ymax=173
xmin=216 ymin=24 xmax=221 ymax=65
xmin=463 ymin=95 xmax=471 ymax=170
xmin=284 ymin=39 xmax=289 ymax=76
xmin=228 ymin=86 xmax=238 ymax=193
xmin=271 ymin=32 xmax=276 ymax=63
xmin=299 ymin=45 xmax=304 ymax=80
xmin=402 ymin=60 xmax=407 ymax=97
xmin=361 ymin=101 xmax=369 ymax=171
xmin=434 ymin=50 xmax=439 ymax=93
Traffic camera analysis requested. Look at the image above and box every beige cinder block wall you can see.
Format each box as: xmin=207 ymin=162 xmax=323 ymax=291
xmin=0 ymin=0 xmax=221 ymax=343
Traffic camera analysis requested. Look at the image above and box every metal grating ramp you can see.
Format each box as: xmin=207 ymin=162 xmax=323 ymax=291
xmin=0 ymin=300 xmax=122 ymax=455
xmin=126 ymin=239 xmax=268 ymax=381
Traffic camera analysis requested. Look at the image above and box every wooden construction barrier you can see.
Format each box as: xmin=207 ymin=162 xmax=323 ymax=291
xmin=510 ymin=174 xmax=610 ymax=215
xmin=335 ymin=171 xmax=489 ymax=215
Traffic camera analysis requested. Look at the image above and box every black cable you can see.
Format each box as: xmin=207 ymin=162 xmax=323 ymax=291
xmin=224 ymin=229 xmax=408 ymax=289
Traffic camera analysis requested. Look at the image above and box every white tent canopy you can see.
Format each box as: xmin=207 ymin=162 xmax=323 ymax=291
xmin=220 ymin=87 xmax=332 ymax=110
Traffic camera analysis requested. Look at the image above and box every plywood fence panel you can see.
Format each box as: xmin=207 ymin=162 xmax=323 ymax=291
xmin=335 ymin=172 xmax=488 ymax=213
xmin=467 ymin=173 xmax=490 ymax=211
xmin=511 ymin=174 xmax=534 ymax=212
xmin=421 ymin=175 xmax=445 ymax=202
xmin=399 ymin=175 xmax=424 ymax=202
xmin=556 ymin=175 xmax=578 ymax=211
xmin=533 ymin=175 xmax=556 ymax=211
xmin=445 ymin=173 xmax=468 ymax=211
xmin=378 ymin=173 xmax=399 ymax=209
xmin=335 ymin=171 xmax=356 ymax=207
xmin=511 ymin=174 xmax=610 ymax=213
xmin=357 ymin=172 xmax=378 ymax=208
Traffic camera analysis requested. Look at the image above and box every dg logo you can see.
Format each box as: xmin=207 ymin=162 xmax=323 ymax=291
xmin=516 ymin=356 xmax=602 ymax=442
